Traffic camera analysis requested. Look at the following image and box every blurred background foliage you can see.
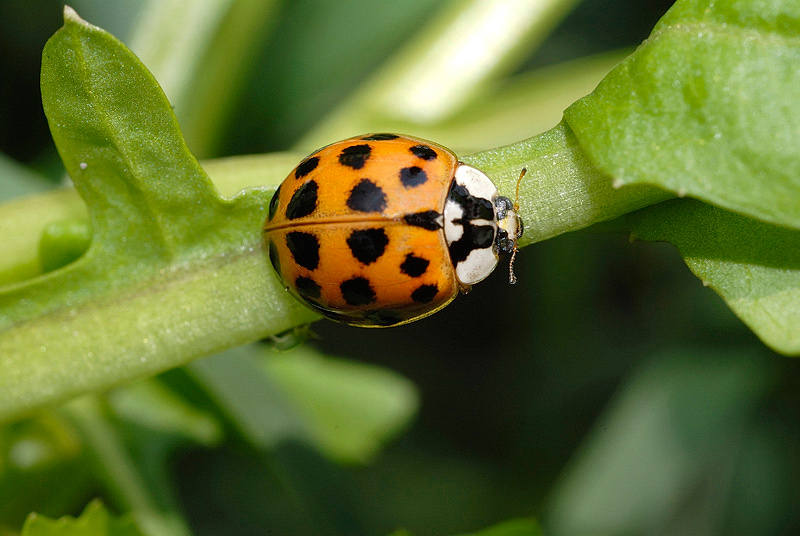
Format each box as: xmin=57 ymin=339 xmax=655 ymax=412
xmin=1 ymin=0 xmax=799 ymax=535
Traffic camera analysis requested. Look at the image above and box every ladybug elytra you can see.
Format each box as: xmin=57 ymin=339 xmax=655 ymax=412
xmin=263 ymin=133 xmax=523 ymax=327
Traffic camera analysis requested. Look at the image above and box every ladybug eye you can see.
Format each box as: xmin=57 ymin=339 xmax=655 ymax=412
xmin=495 ymin=229 xmax=514 ymax=255
xmin=495 ymin=196 xmax=514 ymax=220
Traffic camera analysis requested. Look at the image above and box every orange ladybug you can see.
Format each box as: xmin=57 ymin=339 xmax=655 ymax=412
xmin=263 ymin=134 xmax=522 ymax=327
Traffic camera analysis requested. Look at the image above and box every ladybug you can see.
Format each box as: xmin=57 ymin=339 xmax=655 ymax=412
xmin=263 ymin=133 xmax=523 ymax=327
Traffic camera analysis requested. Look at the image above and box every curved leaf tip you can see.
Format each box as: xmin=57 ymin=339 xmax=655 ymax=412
xmin=63 ymin=5 xmax=88 ymax=27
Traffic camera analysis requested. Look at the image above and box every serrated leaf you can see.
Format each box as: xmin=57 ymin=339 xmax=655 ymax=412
xmin=629 ymin=199 xmax=800 ymax=355
xmin=564 ymin=0 xmax=800 ymax=229
xmin=21 ymin=500 xmax=144 ymax=536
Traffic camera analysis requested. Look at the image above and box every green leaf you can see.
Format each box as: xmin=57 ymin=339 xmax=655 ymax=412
xmin=186 ymin=346 xmax=314 ymax=450
xmin=107 ymin=380 xmax=222 ymax=447
xmin=0 ymin=152 xmax=300 ymax=286
xmin=21 ymin=500 xmax=144 ymax=536
xmin=564 ymin=0 xmax=800 ymax=229
xmin=41 ymin=7 xmax=222 ymax=260
xmin=187 ymin=344 xmax=418 ymax=464
xmin=629 ymin=199 xmax=800 ymax=355
xmin=263 ymin=345 xmax=419 ymax=464
xmin=0 ymin=8 xmax=316 ymax=422
xmin=186 ymin=346 xmax=384 ymax=532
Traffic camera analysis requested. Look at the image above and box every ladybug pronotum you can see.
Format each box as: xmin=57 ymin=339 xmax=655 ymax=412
xmin=263 ymin=133 xmax=523 ymax=327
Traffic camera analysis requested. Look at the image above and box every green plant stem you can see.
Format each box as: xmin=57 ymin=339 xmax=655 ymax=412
xmin=0 ymin=121 xmax=673 ymax=423
xmin=0 ymin=237 xmax=316 ymax=422
xmin=463 ymin=121 xmax=673 ymax=245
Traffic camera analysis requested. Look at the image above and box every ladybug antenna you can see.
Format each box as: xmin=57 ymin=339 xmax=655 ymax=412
xmin=508 ymin=167 xmax=526 ymax=285
xmin=508 ymin=251 xmax=519 ymax=285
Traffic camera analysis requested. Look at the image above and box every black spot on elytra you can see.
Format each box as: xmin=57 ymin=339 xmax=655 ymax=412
xmin=347 ymin=228 xmax=389 ymax=265
xmin=295 ymin=276 xmax=321 ymax=300
xmin=268 ymin=240 xmax=281 ymax=276
xmin=403 ymin=210 xmax=441 ymax=231
xmin=410 ymin=144 xmax=437 ymax=160
xmin=400 ymin=253 xmax=429 ymax=277
xmin=339 ymin=144 xmax=371 ymax=169
xmin=285 ymin=180 xmax=318 ymax=219
xmin=295 ymin=156 xmax=319 ymax=179
xmin=364 ymin=310 xmax=404 ymax=326
xmin=340 ymin=277 xmax=376 ymax=305
xmin=411 ymin=284 xmax=438 ymax=303
xmin=361 ymin=133 xmax=399 ymax=141
xmin=399 ymin=166 xmax=428 ymax=188
xmin=347 ymin=179 xmax=387 ymax=213
xmin=267 ymin=185 xmax=281 ymax=221
xmin=285 ymin=231 xmax=320 ymax=270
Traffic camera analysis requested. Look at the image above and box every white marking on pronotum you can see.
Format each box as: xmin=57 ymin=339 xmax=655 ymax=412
xmin=444 ymin=200 xmax=464 ymax=242
xmin=454 ymin=164 xmax=497 ymax=201
xmin=456 ymin=247 xmax=498 ymax=286
xmin=444 ymin=164 xmax=501 ymax=286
